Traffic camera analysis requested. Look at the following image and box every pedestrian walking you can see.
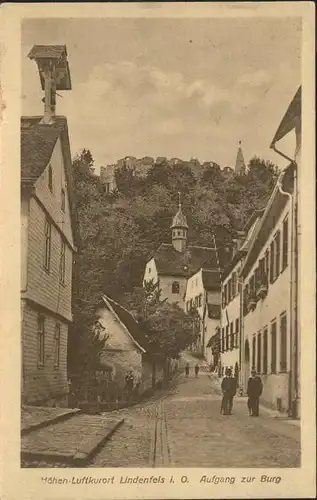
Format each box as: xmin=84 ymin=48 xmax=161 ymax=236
xmin=185 ymin=362 xmax=190 ymax=378
xmin=125 ymin=370 xmax=134 ymax=402
xmin=220 ymin=368 xmax=237 ymax=415
xmin=194 ymin=363 xmax=200 ymax=378
xmin=247 ymin=369 xmax=263 ymax=416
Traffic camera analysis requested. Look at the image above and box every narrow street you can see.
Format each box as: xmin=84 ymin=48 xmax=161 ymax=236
xmin=90 ymin=357 xmax=300 ymax=468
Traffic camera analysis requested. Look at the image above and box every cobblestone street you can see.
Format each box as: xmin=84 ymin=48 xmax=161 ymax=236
xmin=90 ymin=364 xmax=300 ymax=468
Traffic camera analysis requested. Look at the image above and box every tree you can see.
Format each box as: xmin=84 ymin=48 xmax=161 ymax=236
xmin=72 ymin=149 xmax=95 ymax=176
xmin=141 ymin=301 xmax=199 ymax=357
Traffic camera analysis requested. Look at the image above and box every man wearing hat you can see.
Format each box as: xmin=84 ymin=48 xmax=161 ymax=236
xmin=247 ymin=369 xmax=263 ymax=416
xmin=221 ymin=368 xmax=237 ymax=415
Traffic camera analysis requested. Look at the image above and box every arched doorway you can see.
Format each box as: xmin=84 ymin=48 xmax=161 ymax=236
xmin=244 ymin=339 xmax=250 ymax=391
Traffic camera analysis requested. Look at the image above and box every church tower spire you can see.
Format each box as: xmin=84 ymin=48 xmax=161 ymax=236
xmin=235 ymin=140 xmax=246 ymax=175
xmin=171 ymin=192 xmax=188 ymax=253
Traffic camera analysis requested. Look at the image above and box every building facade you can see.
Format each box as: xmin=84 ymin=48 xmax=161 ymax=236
xmin=21 ymin=118 xmax=77 ymax=406
xmin=268 ymin=86 xmax=301 ymax=417
xmin=184 ymin=267 xmax=221 ymax=363
xmin=96 ymin=295 xmax=166 ymax=398
xmin=220 ymin=259 xmax=241 ymax=378
xmin=21 ymin=45 xmax=76 ymax=407
xmin=220 ymin=211 xmax=263 ymax=379
xmin=240 ymin=163 xmax=295 ymax=413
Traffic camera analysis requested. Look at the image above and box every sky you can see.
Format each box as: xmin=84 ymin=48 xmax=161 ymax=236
xmin=21 ymin=17 xmax=301 ymax=172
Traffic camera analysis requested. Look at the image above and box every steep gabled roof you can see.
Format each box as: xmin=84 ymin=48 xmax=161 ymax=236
xmin=243 ymin=208 xmax=265 ymax=234
xmin=21 ymin=116 xmax=67 ymax=186
xmin=102 ymin=295 xmax=152 ymax=354
xmin=201 ymin=269 xmax=221 ymax=291
xmin=271 ymin=86 xmax=301 ymax=146
xmin=153 ymin=243 xmax=219 ymax=278
xmin=21 ymin=116 xmax=79 ymax=247
xmin=240 ymin=162 xmax=295 ymax=278
xmin=221 ymin=248 xmax=247 ymax=282
xmin=171 ymin=206 xmax=189 ymax=229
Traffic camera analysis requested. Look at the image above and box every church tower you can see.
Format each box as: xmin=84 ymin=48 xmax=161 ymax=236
xmin=171 ymin=193 xmax=188 ymax=253
xmin=235 ymin=140 xmax=246 ymax=175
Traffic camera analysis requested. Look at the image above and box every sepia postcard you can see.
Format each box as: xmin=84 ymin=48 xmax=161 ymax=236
xmin=0 ymin=2 xmax=316 ymax=499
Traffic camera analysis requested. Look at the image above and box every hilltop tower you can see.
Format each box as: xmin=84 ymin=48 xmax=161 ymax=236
xmin=171 ymin=192 xmax=188 ymax=253
xmin=235 ymin=141 xmax=246 ymax=175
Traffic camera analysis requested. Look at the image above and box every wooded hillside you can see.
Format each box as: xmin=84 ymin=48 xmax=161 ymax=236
xmin=73 ymin=151 xmax=278 ymax=307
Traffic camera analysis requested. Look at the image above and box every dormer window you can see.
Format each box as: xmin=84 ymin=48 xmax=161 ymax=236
xmin=172 ymin=281 xmax=180 ymax=294
xmin=48 ymin=164 xmax=53 ymax=192
xmin=148 ymin=267 xmax=151 ymax=274
xmin=61 ymin=188 xmax=65 ymax=212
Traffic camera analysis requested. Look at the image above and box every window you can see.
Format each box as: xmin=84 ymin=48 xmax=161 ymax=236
xmin=243 ymin=285 xmax=249 ymax=316
xmin=280 ymin=313 xmax=287 ymax=372
xmin=230 ymin=322 xmax=234 ymax=349
xmin=61 ymin=188 xmax=66 ymax=211
xmin=259 ymin=258 xmax=265 ymax=276
xmin=148 ymin=267 xmax=151 ymax=274
xmin=271 ymin=320 xmax=277 ymax=373
xmin=263 ymin=327 xmax=268 ymax=374
xmin=257 ymin=332 xmax=262 ymax=373
xmin=186 ymin=301 xmax=190 ymax=312
xmin=198 ymin=294 xmax=202 ymax=307
xmin=255 ymin=266 xmax=260 ymax=290
xmin=228 ymin=279 xmax=232 ymax=301
xmin=232 ymin=272 xmax=237 ymax=297
xmin=177 ymin=230 xmax=181 ymax=236
xmin=48 ymin=164 xmax=53 ymax=192
xmin=54 ymin=324 xmax=60 ymax=368
xmin=274 ymin=230 xmax=281 ymax=278
xmin=282 ymin=216 xmax=289 ymax=271
xmin=37 ymin=315 xmax=45 ymax=367
xmin=252 ymin=336 xmax=256 ymax=370
xmin=60 ymin=239 xmax=66 ymax=284
xmin=265 ymin=249 xmax=270 ymax=278
xmin=250 ymin=275 xmax=255 ymax=294
xmin=225 ymin=325 xmax=229 ymax=351
xmin=221 ymin=328 xmax=225 ymax=353
xmin=235 ymin=318 xmax=239 ymax=347
xmin=224 ymin=284 xmax=228 ymax=305
xmin=172 ymin=281 xmax=180 ymax=294
xmin=269 ymin=241 xmax=275 ymax=283
xmin=195 ymin=296 xmax=199 ymax=307
xmin=44 ymin=219 xmax=51 ymax=272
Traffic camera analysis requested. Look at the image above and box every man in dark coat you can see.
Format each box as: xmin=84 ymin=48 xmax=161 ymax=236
xmin=247 ymin=370 xmax=263 ymax=416
xmin=221 ymin=368 xmax=237 ymax=415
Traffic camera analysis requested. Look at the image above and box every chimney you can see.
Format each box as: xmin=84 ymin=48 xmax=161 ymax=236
xmin=28 ymin=45 xmax=72 ymax=125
